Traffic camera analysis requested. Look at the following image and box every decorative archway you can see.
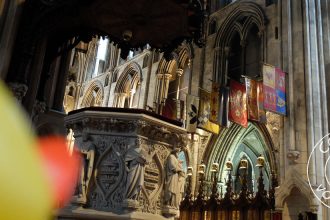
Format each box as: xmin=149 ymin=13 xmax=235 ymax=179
xmin=204 ymin=122 xmax=277 ymax=192
xmin=113 ymin=62 xmax=142 ymax=108
xmin=213 ymin=2 xmax=266 ymax=84
xmin=80 ymin=80 xmax=104 ymax=108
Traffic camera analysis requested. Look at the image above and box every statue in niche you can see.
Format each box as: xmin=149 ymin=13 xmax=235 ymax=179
xmin=125 ymin=140 xmax=150 ymax=201
xmin=164 ymin=148 xmax=186 ymax=209
xmin=77 ymin=133 xmax=96 ymax=204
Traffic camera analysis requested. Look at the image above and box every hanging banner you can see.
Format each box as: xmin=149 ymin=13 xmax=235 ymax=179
xmin=229 ymin=80 xmax=248 ymax=128
xmin=245 ymin=78 xmax=259 ymax=121
xmin=257 ymin=81 xmax=267 ymax=123
xmin=198 ymin=89 xmax=220 ymax=134
xmin=186 ymin=95 xmax=199 ymax=133
xmin=275 ymin=67 xmax=286 ymax=115
xmin=210 ymin=82 xmax=220 ymax=123
xmin=218 ymin=86 xmax=230 ymax=127
xmin=263 ymin=64 xmax=277 ymax=112
xmin=263 ymin=64 xmax=287 ymax=115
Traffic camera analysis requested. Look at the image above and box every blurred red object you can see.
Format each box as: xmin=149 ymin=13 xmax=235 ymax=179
xmin=38 ymin=136 xmax=81 ymax=208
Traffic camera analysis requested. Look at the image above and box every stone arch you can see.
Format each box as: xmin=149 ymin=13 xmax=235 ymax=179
xmin=275 ymin=168 xmax=319 ymax=213
xmin=156 ymin=52 xmax=179 ymax=75
xmin=213 ymin=2 xmax=267 ymax=84
xmin=80 ymin=80 xmax=104 ymax=107
xmin=113 ymin=62 xmax=142 ymax=108
xmin=214 ymin=2 xmax=265 ymax=48
xmin=203 ymin=122 xmax=276 ymax=191
xmin=177 ymin=47 xmax=191 ymax=70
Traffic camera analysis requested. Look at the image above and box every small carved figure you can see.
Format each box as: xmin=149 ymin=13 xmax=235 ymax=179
xmin=164 ymin=148 xmax=185 ymax=209
xmin=125 ymin=142 xmax=149 ymax=200
xmin=77 ymin=133 xmax=95 ymax=204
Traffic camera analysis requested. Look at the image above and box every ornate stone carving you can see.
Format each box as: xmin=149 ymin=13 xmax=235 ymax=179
xmin=266 ymin=112 xmax=281 ymax=151
xmin=95 ymin=143 xmax=124 ymax=202
xmin=287 ymin=150 xmax=300 ymax=164
xmin=8 ymin=82 xmax=28 ymax=102
xmin=64 ymin=110 xmax=187 ymax=218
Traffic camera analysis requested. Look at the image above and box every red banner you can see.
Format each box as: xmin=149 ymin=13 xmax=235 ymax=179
xmin=229 ymin=80 xmax=248 ymax=128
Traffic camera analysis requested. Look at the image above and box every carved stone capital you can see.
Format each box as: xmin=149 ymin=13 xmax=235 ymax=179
xmin=8 ymin=82 xmax=28 ymax=102
xmin=176 ymin=68 xmax=184 ymax=77
xmin=287 ymin=150 xmax=300 ymax=164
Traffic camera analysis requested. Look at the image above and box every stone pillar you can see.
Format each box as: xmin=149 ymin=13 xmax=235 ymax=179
xmin=114 ymin=92 xmax=127 ymax=108
xmin=190 ymin=133 xmax=200 ymax=196
xmin=175 ymin=68 xmax=183 ymax=100
xmin=154 ymin=73 xmax=172 ymax=114
xmin=129 ymin=88 xmax=136 ymax=108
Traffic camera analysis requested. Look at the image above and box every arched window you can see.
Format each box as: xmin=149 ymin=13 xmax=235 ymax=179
xmin=93 ymin=37 xmax=109 ymax=77
xmin=227 ymin=32 xmax=243 ymax=82
xmin=80 ymin=81 xmax=104 ymax=108
xmin=114 ymin=63 xmax=141 ymax=108
xmin=245 ymin=24 xmax=261 ymax=77
xmin=213 ymin=3 xmax=266 ymax=85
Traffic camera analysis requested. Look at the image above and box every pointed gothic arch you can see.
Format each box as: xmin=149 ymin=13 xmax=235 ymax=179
xmin=80 ymin=80 xmax=104 ymax=107
xmin=203 ymin=122 xmax=277 ymax=192
xmin=113 ymin=62 xmax=142 ymax=108
xmin=213 ymin=2 xmax=267 ymax=84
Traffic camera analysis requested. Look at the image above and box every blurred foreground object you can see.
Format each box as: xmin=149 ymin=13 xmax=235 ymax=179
xmin=38 ymin=136 xmax=81 ymax=208
xmin=0 ymin=80 xmax=52 ymax=220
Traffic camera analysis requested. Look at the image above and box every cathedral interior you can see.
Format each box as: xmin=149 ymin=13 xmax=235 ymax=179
xmin=0 ymin=0 xmax=330 ymax=220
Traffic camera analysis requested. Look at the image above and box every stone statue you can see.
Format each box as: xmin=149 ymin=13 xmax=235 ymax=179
xmin=77 ymin=133 xmax=96 ymax=204
xmin=125 ymin=143 xmax=149 ymax=200
xmin=164 ymin=148 xmax=185 ymax=209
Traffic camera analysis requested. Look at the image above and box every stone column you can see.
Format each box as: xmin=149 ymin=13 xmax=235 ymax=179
xmin=129 ymin=88 xmax=136 ymax=108
xmin=115 ymin=92 xmax=127 ymax=108
xmin=175 ymin=68 xmax=184 ymax=100
xmin=154 ymin=72 xmax=172 ymax=114
xmin=190 ymin=133 xmax=200 ymax=196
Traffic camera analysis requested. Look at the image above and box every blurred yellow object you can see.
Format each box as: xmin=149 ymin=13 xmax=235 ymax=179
xmin=0 ymin=81 xmax=52 ymax=220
